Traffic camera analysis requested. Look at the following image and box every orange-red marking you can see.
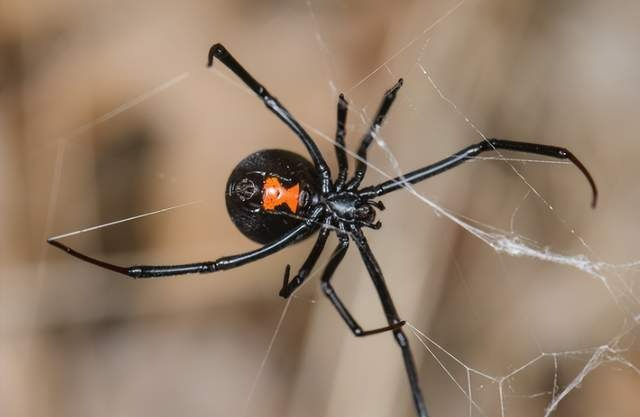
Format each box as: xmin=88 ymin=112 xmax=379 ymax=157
xmin=262 ymin=177 xmax=300 ymax=213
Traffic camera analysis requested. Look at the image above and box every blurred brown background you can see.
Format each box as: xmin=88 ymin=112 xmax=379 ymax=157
xmin=2 ymin=0 xmax=640 ymax=416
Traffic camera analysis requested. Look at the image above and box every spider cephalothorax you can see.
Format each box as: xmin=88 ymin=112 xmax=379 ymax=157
xmin=323 ymin=191 xmax=384 ymax=228
xmin=47 ymin=43 xmax=598 ymax=417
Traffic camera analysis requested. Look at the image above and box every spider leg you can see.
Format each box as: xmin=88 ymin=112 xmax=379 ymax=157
xmin=333 ymin=94 xmax=349 ymax=190
xmin=279 ymin=218 xmax=332 ymax=298
xmin=48 ymin=207 xmax=324 ymax=279
xmin=208 ymin=43 xmax=332 ymax=193
xmin=360 ymin=138 xmax=598 ymax=208
xmin=356 ymin=220 xmax=382 ymax=230
xmin=346 ymin=79 xmax=403 ymax=191
xmin=350 ymin=226 xmax=429 ymax=417
xmin=321 ymin=230 xmax=406 ymax=337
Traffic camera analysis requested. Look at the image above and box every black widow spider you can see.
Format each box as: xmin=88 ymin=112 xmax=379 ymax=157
xmin=48 ymin=43 xmax=598 ymax=417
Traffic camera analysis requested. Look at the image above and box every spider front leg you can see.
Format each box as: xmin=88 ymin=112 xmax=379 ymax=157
xmin=346 ymin=78 xmax=403 ymax=191
xmin=320 ymin=230 xmax=405 ymax=337
xmin=208 ymin=43 xmax=332 ymax=193
xmin=360 ymin=138 xmax=598 ymax=208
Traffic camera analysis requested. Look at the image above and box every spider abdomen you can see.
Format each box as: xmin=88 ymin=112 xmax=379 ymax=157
xmin=225 ymin=149 xmax=321 ymax=244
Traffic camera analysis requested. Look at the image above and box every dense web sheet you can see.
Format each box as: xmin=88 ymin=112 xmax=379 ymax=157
xmin=36 ymin=1 xmax=640 ymax=417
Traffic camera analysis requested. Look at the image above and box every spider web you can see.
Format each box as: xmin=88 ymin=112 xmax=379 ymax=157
xmin=12 ymin=1 xmax=640 ymax=417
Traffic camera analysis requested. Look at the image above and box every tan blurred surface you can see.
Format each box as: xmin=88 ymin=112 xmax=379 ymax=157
xmin=2 ymin=1 xmax=640 ymax=416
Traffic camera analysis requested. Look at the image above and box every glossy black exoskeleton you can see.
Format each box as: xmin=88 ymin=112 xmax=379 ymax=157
xmin=226 ymin=149 xmax=321 ymax=244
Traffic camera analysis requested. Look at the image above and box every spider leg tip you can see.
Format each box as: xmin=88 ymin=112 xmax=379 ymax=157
xmin=587 ymin=183 xmax=598 ymax=209
xmin=338 ymin=93 xmax=349 ymax=109
xmin=46 ymin=238 xmax=61 ymax=247
xmin=46 ymin=238 xmax=69 ymax=254
xmin=207 ymin=43 xmax=226 ymax=67
xmin=279 ymin=265 xmax=292 ymax=299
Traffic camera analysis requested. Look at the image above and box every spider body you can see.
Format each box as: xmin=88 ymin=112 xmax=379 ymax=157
xmin=226 ymin=149 xmax=320 ymax=243
xmin=226 ymin=147 xmax=385 ymax=243
xmin=48 ymin=43 xmax=598 ymax=417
